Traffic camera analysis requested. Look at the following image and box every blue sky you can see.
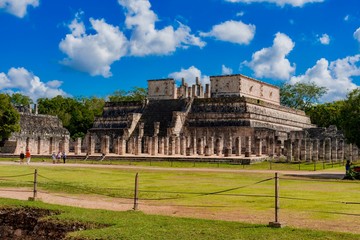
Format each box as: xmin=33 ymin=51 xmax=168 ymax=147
xmin=1 ymin=0 xmax=360 ymax=102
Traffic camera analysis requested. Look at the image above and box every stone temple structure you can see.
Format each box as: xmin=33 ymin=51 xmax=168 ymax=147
xmin=85 ymin=74 xmax=359 ymax=161
xmin=0 ymin=105 xmax=70 ymax=155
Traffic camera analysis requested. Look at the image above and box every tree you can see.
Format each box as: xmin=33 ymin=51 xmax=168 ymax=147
xmin=340 ymin=88 xmax=360 ymax=147
xmin=37 ymin=96 xmax=105 ymax=139
xmin=305 ymin=101 xmax=344 ymax=128
xmin=0 ymin=94 xmax=20 ymax=143
xmin=280 ymin=82 xmax=327 ymax=111
xmin=109 ymin=87 xmax=147 ymax=102
xmin=9 ymin=93 xmax=33 ymax=107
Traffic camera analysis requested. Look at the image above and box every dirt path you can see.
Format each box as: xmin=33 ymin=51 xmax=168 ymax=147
xmin=0 ymin=161 xmax=356 ymax=234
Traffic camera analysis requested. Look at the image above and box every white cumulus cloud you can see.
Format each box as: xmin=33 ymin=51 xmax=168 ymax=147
xmin=225 ymin=0 xmax=324 ymax=7
xmin=290 ymin=55 xmax=360 ymax=102
xmin=168 ymin=66 xmax=209 ymax=85
xmin=200 ymin=20 xmax=255 ymax=45
xmin=244 ymin=32 xmax=295 ymax=80
xmin=319 ymin=33 xmax=330 ymax=45
xmin=222 ymin=65 xmax=233 ymax=75
xmin=118 ymin=0 xmax=205 ymax=56
xmin=0 ymin=67 xmax=67 ymax=101
xmin=59 ymin=16 xmax=128 ymax=78
xmin=353 ymin=27 xmax=360 ymax=42
xmin=0 ymin=0 xmax=39 ymax=18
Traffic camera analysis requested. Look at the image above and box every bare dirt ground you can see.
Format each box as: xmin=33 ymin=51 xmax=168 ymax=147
xmin=0 ymin=161 xmax=358 ymax=234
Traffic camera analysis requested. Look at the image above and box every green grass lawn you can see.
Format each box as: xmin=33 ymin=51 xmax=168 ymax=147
xmin=0 ymin=162 xmax=359 ymax=232
xmin=0 ymin=198 xmax=359 ymax=240
xmin=0 ymin=156 xmax=355 ymax=172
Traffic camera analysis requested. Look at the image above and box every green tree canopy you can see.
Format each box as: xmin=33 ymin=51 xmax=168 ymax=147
xmin=9 ymin=93 xmax=33 ymax=107
xmin=37 ymin=96 xmax=105 ymax=139
xmin=340 ymin=88 xmax=360 ymax=147
xmin=0 ymin=94 xmax=20 ymax=142
xmin=305 ymin=101 xmax=345 ymax=128
xmin=108 ymin=87 xmax=147 ymax=102
xmin=280 ymin=82 xmax=327 ymax=111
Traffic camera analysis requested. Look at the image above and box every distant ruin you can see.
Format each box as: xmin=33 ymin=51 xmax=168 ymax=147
xmin=85 ymin=74 xmax=359 ymax=161
xmin=1 ymin=74 xmax=358 ymax=162
xmin=0 ymin=105 xmax=70 ymax=155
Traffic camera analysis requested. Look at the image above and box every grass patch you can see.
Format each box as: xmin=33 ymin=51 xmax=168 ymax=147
xmin=0 ymin=198 xmax=359 ymax=240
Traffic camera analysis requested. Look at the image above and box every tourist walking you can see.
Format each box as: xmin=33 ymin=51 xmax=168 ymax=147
xmin=345 ymin=160 xmax=351 ymax=174
xmin=25 ymin=149 xmax=31 ymax=164
xmin=56 ymin=152 xmax=61 ymax=163
xmin=19 ymin=151 xmax=25 ymax=164
xmin=51 ymin=152 xmax=56 ymax=164
xmin=62 ymin=151 xmax=67 ymax=164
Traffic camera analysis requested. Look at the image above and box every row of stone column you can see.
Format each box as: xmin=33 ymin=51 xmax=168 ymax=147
xmin=86 ymin=135 xmax=281 ymax=157
xmin=285 ymin=138 xmax=359 ymax=162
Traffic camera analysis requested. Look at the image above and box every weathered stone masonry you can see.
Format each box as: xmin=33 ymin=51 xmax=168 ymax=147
xmin=0 ymin=106 xmax=70 ymax=155
xmin=84 ymin=74 xmax=358 ymax=160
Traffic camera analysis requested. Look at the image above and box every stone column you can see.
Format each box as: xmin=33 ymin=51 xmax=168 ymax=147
xmin=127 ymin=137 xmax=136 ymax=154
xmin=175 ymin=137 xmax=180 ymax=155
xmin=268 ymin=138 xmax=275 ymax=157
xmin=134 ymin=137 xmax=142 ymax=155
xmin=293 ymin=139 xmax=300 ymax=161
xmin=180 ymin=136 xmax=186 ymax=155
xmin=147 ymin=137 xmax=153 ymax=155
xmin=151 ymin=136 xmax=158 ymax=156
xmin=300 ymin=139 xmax=307 ymax=161
xmin=312 ymin=139 xmax=319 ymax=162
xmin=339 ymin=140 xmax=345 ymax=161
xmin=120 ymin=137 xmax=126 ymax=155
xmin=224 ymin=136 xmax=232 ymax=157
xmin=197 ymin=138 xmax=204 ymax=155
xmin=235 ymin=137 xmax=241 ymax=156
xmin=205 ymin=137 xmax=214 ymax=156
xmin=158 ymin=137 xmax=164 ymax=155
xmin=87 ymin=134 xmax=95 ymax=155
xmin=101 ymin=135 xmax=110 ymax=155
xmin=164 ymin=137 xmax=169 ymax=155
xmin=286 ymin=140 xmax=292 ymax=162
xmin=63 ymin=137 xmax=70 ymax=155
xmin=169 ymin=137 xmax=176 ymax=155
xmin=74 ymin=138 xmax=82 ymax=155
xmin=139 ymin=123 xmax=144 ymax=138
xmin=325 ymin=138 xmax=331 ymax=162
xmin=245 ymin=136 xmax=251 ymax=157
xmin=331 ymin=138 xmax=338 ymax=162
xmin=215 ymin=137 xmax=223 ymax=156
xmin=306 ymin=139 xmax=312 ymax=162
xmin=255 ymin=138 xmax=262 ymax=157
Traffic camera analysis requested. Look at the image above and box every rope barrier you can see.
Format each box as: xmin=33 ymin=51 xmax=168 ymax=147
xmin=0 ymin=173 xmax=33 ymax=178
xmin=140 ymin=177 xmax=274 ymax=201
xmin=37 ymin=174 xmax=134 ymax=200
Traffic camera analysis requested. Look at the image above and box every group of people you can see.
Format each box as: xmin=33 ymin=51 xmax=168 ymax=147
xmin=52 ymin=151 xmax=67 ymax=164
xmin=19 ymin=150 xmax=66 ymax=164
xmin=19 ymin=149 xmax=31 ymax=164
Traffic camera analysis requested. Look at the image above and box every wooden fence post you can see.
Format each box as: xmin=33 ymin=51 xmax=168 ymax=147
xmin=269 ymin=172 xmax=285 ymax=228
xmin=28 ymin=169 xmax=38 ymax=201
xmin=133 ymin=173 xmax=139 ymax=210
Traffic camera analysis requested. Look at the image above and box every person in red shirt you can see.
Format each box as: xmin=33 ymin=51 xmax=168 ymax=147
xmin=25 ymin=149 xmax=31 ymax=164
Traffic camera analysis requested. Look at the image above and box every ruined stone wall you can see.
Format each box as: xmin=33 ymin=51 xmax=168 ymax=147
xmin=148 ymin=79 xmax=177 ymax=100
xmin=210 ymin=75 xmax=280 ymax=105
xmin=210 ymin=75 xmax=241 ymax=98
xmin=1 ymin=112 xmax=70 ymax=155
